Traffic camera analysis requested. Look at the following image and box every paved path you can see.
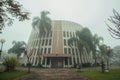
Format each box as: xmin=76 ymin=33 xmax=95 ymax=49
xmin=15 ymin=68 xmax=89 ymax=80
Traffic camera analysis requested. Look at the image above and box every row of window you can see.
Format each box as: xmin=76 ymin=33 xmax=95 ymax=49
xmin=64 ymin=39 xmax=77 ymax=46
xmin=32 ymin=32 xmax=52 ymax=39
xmin=30 ymin=39 xmax=52 ymax=47
xmin=64 ymin=48 xmax=79 ymax=55
xmin=63 ymin=31 xmax=75 ymax=37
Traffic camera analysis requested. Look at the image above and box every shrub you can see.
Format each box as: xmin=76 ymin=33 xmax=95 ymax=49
xmin=2 ymin=56 xmax=18 ymax=71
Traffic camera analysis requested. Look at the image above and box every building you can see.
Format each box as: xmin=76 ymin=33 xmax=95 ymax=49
xmin=27 ymin=20 xmax=93 ymax=68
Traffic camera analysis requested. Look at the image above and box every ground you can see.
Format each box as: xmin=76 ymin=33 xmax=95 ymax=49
xmin=15 ymin=68 xmax=89 ymax=80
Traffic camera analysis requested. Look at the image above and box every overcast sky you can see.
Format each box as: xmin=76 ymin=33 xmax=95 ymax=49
xmin=1 ymin=0 xmax=120 ymax=51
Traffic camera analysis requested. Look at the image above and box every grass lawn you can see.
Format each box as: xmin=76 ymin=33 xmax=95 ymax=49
xmin=0 ymin=70 xmax=28 ymax=80
xmin=79 ymin=69 xmax=120 ymax=80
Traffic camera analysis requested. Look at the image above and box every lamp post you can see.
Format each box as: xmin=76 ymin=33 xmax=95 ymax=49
xmin=0 ymin=39 xmax=5 ymax=58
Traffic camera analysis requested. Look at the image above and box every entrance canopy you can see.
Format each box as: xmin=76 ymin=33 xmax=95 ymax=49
xmin=42 ymin=54 xmax=72 ymax=58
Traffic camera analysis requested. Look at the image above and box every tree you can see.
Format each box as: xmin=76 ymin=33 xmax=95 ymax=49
xmin=68 ymin=27 xmax=93 ymax=68
xmin=106 ymin=9 xmax=120 ymax=39
xmin=92 ymin=34 xmax=103 ymax=66
xmin=99 ymin=44 xmax=108 ymax=73
xmin=24 ymin=48 xmax=33 ymax=73
xmin=111 ymin=46 xmax=120 ymax=66
xmin=0 ymin=0 xmax=29 ymax=33
xmin=32 ymin=11 xmax=52 ymax=37
xmin=32 ymin=11 xmax=52 ymax=66
xmin=8 ymin=41 xmax=26 ymax=58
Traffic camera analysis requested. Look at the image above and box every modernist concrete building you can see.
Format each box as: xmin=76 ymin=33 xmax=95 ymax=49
xmin=27 ymin=20 xmax=93 ymax=68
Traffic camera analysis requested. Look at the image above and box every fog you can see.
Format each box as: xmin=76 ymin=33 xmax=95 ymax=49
xmin=1 ymin=0 xmax=120 ymax=51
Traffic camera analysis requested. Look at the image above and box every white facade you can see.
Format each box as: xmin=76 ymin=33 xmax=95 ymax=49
xmin=27 ymin=20 xmax=93 ymax=68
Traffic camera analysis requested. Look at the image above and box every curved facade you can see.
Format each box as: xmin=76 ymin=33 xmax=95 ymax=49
xmin=27 ymin=20 xmax=93 ymax=68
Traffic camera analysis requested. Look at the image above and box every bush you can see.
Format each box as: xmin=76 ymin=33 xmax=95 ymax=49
xmin=2 ymin=56 xmax=18 ymax=71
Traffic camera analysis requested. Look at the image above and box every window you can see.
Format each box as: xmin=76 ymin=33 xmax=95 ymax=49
xmin=39 ymin=39 xmax=41 ymax=45
xmin=64 ymin=39 xmax=66 ymax=45
xmin=35 ymin=58 xmax=37 ymax=65
xmin=50 ymin=32 xmax=52 ymax=37
xmin=76 ymin=49 xmax=78 ymax=56
xmin=68 ymin=48 xmax=71 ymax=54
xmin=63 ymin=31 xmax=66 ymax=37
xmin=65 ymin=58 xmax=68 ymax=65
xmin=64 ymin=48 xmax=67 ymax=54
xmin=42 ymin=40 xmax=44 ymax=46
xmin=42 ymin=58 xmax=45 ymax=65
xmin=49 ymin=39 xmax=51 ymax=45
xmin=72 ymin=48 xmax=74 ymax=55
xmin=67 ymin=32 xmax=69 ymax=37
xmin=48 ymin=48 xmax=51 ymax=54
xmin=44 ymin=48 xmax=47 ymax=54
xmin=40 ymin=48 xmax=43 ymax=54
xmin=47 ymin=58 xmax=50 ymax=65
xmin=69 ymin=58 xmax=72 ymax=65
xmin=45 ymin=39 xmax=48 ymax=46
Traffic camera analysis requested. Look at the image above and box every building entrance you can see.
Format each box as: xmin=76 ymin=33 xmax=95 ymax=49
xmin=51 ymin=57 xmax=63 ymax=68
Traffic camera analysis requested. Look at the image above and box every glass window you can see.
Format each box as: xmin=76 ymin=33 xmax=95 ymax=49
xmin=44 ymin=48 xmax=47 ymax=54
xmin=64 ymin=39 xmax=66 ymax=45
xmin=48 ymin=48 xmax=51 ymax=54
xmin=49 ymin=39 xmax=51 ymax=45
xmin=40 ymin=48 xmax=43 ymax=54
xmin=42 ymin=40 xmax=44 ymax=46
xmin=76 ymin=49 xmax=78 ymax=56
xmin=50 ymin=32 xmax=52 ymax=37
xmin=64 ymin=48 xmax=67 ymax=54
xmin=45 ymin=39 xmax=48 ymax=46
xmin=63 ymin=31 xmax=66 ymax=37
xmin=47 ymin=58 xmax=50 ymax=65
xmin=42 ymin=58 xmax=45 ymax=65
xmin=72 ymin=48 xmax=74 ymax=55
xmin=68 ymin=48 xmax=71 ymax=54
xmin=69 ymin=58 xmax=72 ymax=65
xmin=65 ymin=58 xmax=68 ymax=65
xmin=67 ymin=32 xmax=69 ymax=37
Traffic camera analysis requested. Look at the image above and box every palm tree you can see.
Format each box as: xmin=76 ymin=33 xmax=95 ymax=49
xmin=68 ymin=37 xmax=85 ymax=68
xmin=32 ymin=11 xmax=52 ymax=37
xmin=68 ymin=28 xmax=93 ymax=68
xmin=92 ymin=34 xmax=103 ymax=66
xmin=32 ymin=11 xmax=52 ymax=65
xmin=99 ymin=44 xmax=107 ymax=73
xmin=8 ymin=41 xmax=26 ymax=59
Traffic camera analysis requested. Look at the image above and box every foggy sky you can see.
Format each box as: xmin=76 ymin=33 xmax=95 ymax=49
xmin=1 ymin=0 xmax=120 ymax=51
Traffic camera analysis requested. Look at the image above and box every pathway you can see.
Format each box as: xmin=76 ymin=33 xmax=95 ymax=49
xmin=15 ymin=68 xmax=89 ymax=80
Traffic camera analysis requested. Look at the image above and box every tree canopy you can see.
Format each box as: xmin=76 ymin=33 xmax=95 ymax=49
xmin=106 ymin=9 xmax=120 ymax=39
xmin=32 ymin=11 xmax=52 ymax=37
xmin=0 ymin=0 xmax=29 ymax=33
xmin=8 ymin=41 xmax=26 ymax=57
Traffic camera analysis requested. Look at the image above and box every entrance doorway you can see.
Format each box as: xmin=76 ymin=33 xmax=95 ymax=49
xmin=51 ymin=57 xmax=63 ymax=68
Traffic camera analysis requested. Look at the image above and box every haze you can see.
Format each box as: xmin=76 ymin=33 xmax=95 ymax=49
xmin=1 ymin=0 xmax=120 ymax=51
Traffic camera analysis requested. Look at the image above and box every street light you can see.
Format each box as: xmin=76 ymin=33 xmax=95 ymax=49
xmin=0 ymin=39 xmax=5 ymax=57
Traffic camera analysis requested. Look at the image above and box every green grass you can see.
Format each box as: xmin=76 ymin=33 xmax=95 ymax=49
xmin=0 ymin=70 xmax=28 ymax=80
xmin=80 ymin=69 xmax=120 ymax=80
